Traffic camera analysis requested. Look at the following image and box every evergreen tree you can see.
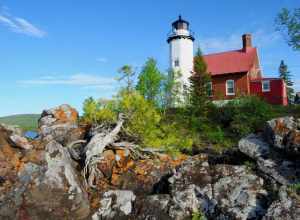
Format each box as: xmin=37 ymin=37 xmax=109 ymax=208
xmin=117 ymin=65 xmax=135 ymax=93
xmin=189 ymin=47 xmax=211 ymax=118
xmin=136 ymin=58 xmax=164 ymax=106
xmin=279 ymin=60 xmax=294 ymax=103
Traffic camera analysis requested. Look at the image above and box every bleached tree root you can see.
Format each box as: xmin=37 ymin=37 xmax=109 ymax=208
xmin=67 ymin=140 xmax=87 ymax=160
xmin=83 ymin=114 xmax=124 ymax=188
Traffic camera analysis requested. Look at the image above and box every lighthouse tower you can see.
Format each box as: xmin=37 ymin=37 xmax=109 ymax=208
xmin=167 ymin=16 xmax=194 ymax=88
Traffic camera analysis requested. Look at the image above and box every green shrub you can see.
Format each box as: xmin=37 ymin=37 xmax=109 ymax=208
xmin=288 ymin=183 xmax=300 ymax=195
xmin=209 ymin=96 xmax=273 ymax=138
xmin=82 ymin=97 xmax=117 ymax=124
xmin=116 ymin=90 xmax=162 ymax=146
xmin=82 ymin=91 xmax=193 ymax=152
xmin=192 ymin=210 xmax=206 ymax=220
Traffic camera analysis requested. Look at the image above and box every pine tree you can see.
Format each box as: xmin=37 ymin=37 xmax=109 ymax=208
xmin=136 ymin=58 xmax=164 ymax=106
xmin=279 ymin=60 xmax=294 ymax=103
xmin=189 ymin=47 xmax=211 ymax=118
xmin=117 ymin=65 xmax=136 ymax=93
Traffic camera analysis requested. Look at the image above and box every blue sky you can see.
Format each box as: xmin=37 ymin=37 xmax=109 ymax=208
xmin=0 ymin=0 xmax=299 ymax=116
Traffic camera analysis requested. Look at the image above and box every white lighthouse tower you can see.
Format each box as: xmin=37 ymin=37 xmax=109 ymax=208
xmin=167 ymin=16 xmax=194 ymax=89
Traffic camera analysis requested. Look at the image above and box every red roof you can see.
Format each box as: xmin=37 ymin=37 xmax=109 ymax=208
xmin=203 ymin=48 xmax=257 ymax=76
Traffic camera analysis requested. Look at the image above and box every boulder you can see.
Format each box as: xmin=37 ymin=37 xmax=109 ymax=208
xmin=239 ymin=134 xmax=270 ymax=159
xmin=38 ymin=104 xmax=79 ymax=144
xmin=168 ymin=155 xmax=268 ymax=220
xmin=239 ymin=134 xmax=300 ymax=185
xmin=263 ymin=186 xmax=300 ymax=220
xmin=0 ymin=123 xmax=23 ymax=136
xmin=92 ymin=190 xmax=136 ymax=220
xmin=0 ymin=126 xmax=22 ymax=196
xmin=0 ymin=140 xmax=90 ymax=219
xmin=9 ymin=134 xmax=33 ymax=150
xmin=264 ymin=117 xmax=300 ymax=156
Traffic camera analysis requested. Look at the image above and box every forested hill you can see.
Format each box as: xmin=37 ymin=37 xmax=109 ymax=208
xmin=0 ymin=114 xmax=40 ymax=131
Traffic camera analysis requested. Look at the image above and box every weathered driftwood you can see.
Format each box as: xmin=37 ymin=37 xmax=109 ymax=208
xmin=67 ymin=140 xmax=87 ymax=161
xmin=83 ymin=114 xmax=124 ymax=188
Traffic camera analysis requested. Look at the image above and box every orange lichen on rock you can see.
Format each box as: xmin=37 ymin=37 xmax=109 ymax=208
xmin=52 ymin=105 xmax=78 ymax=124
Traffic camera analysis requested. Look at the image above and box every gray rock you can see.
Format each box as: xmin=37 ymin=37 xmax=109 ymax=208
xmin=0 ymin=123 xmax=23 ymax=136
xmin=92 ymin=190 xmax=136 ymax=220
xmin=0 ymin=140 xmax=90 ymax=220
xmin=239 ymin=133 xmax=300 ymax=185
xmin=264 ymin=117 xmax=300 ymax=155
xmin=263 ymin=186 xmax=300 ymax=220
xmin=9 ymin=134 xmax=33 ymax=150
xmin=168 ymin=155 xmax=268 ymax=220
xmin=38 ymin=104 xmax=79 ymax=145
xmin=239 ymin=134 xmax=270 ymax=159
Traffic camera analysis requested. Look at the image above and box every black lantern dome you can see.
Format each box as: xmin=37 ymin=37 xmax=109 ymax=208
xmin=167 ymin=15 xmax=194 ymax=43
xmin=172 ymin=15 xmax=189 ymax=30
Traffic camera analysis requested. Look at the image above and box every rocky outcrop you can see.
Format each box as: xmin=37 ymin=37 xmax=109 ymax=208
xmin=90 ymin=155 xmax=269 ymax=220
xmin=1 ymin=107 xmax=299 ymax=220
xmin=167 ymin=155 xmax=268 ymax=220
xmin=9 ymin=134 xmax=33 ymax=150
xmin=238 ymin=117 xmax=300 ymax=220
xmin=92 ymin=190 xmax=136 ymax=220
xmin=263 ymin=186 xmax=300 ymax=220
xmin=0 ymin=106 xmax=90 ymax=220
xmin=38 ymin=104 xmax=80 ymax=144
xmin=239 ymin=127 xmax=300 ymax=185
xmin=264 ymin=116 xmax=300 ymax=156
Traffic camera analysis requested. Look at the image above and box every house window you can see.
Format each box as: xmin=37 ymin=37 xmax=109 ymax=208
xmin=262 ymin=80 xmax=270 ymax=92
xmin=207 ymin=82 xmax=213 ymax=97
xmin=174 ymin=59 xmax=180 ymax=67
xmin=226 ymin=80 xmax=235 ymax=95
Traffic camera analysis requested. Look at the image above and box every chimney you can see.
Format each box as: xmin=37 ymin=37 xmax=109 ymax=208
xmin=242 ymin=34 xmax=252 ymax=52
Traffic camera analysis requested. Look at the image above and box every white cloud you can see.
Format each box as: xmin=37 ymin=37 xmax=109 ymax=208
xmin=18 ymin=74 xmax=117 ymax=89
xmin=198 ymin=29 xmax=280 ymax=54
xmin=96 ymin=57 xmax=108 ymax=63
xmin=0 ymin=7 xmax=46 ymax=38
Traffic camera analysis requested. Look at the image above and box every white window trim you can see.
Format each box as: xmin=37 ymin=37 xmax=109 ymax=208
xmin=226 ymin=80 xmax=235 ymax=96
xmin=262 ymin=80 xmax=270 ymax=92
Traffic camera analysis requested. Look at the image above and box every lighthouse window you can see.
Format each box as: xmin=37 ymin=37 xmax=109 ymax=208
xmin=174 ymin=59 xmax=180 ymax=67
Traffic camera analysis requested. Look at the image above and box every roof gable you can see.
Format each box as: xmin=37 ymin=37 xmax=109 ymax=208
xmin=203 ymin=48 xmax=258 ymax=76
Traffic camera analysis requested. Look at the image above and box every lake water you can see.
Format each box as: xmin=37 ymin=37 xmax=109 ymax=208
xmin=24 ymin=131 xmax=38 ymax=139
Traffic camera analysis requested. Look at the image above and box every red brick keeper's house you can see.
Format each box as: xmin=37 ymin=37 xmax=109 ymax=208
xmin=202 ymin=34 xmax=288 ymax=106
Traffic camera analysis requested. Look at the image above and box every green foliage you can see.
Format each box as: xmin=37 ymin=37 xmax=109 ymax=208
xmin=189 ymin=47 xmax=211 ymax=119
xmin=210 ymin=96 xmax=273 ymax=138
xmin=192 ymin=210 xmax=206 ymax=220
xmin=288 ymin=183 xmax=300 ymax=195
xmin=82 ymin=97 xmax=117 ymax=124
xmin=116 ymin=91 xmax=162 ymax=146
xmin=82 ymin=91 xmax=193 ymax=152
xmin=244 ymin=160 xmax=256 ymax=172
xmin=276 ymin=8 xmax=300 ymax=51
xmin=0 ymin=114 xmax=40 ymax=131
xmin=117 ymin=65 xmax=136 ymax=92
xmin=279 ymin=60 xmax=294 ymax=103
xmin=162 ymin=69 xmax=185 ymax=108
xmin=136 ymin=58 xmax=165 ymax=106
